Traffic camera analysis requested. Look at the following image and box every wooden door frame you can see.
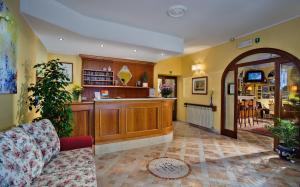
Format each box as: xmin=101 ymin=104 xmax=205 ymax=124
xmin=158 ymin=75 xmax=178 ymax=120
xmin=221 ymin=48 xmax=300 ymax=139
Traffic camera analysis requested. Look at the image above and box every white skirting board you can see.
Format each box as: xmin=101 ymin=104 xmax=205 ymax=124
xmin=95 ymin=132 xmax=173 ymax=155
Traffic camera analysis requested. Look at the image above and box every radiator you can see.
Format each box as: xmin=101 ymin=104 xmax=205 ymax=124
xmin=186 ymin=104 xmax=214 ymax=129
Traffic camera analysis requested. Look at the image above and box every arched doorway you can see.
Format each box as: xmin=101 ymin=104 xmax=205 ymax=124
xmin=221 ymin=48 xmax=300 ymax=150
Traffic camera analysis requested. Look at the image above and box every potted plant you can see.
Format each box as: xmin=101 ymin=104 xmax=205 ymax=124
xmin=71 ymin=84 xmax=83 ymax=102
xmin=141 ymin=72 xmax=148 ymax=87
xmin=160 ymin=84 xmax=173 ymax=98
xmin=266 ymin=119 xmax=299 ymax=161
xmin=28 ymin=59 xmax=73 ymax=137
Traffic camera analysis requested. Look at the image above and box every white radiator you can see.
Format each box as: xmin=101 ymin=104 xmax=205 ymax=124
xmin=186 ymin=104 xmax=214 ymax=129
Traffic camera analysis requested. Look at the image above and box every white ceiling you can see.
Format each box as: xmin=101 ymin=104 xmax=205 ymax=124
xmin=21 ymin=0 xmax=300 ymax=62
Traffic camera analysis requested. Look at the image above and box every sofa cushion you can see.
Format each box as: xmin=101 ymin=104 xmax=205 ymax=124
xmin=21 ymin=119 xmax=60 ymax=164
xmin=33 ymin=148 xmax=96 ymax=186
xmin=42 ymin=148 xmax=94 ymax=175
xmin=0 ymin=128 xmax=44 ymax=186
xmin=31 ymin=167 xmax=97 ymax=187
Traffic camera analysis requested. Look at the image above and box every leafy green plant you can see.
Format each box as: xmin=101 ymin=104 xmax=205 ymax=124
xmin=141 ymin=72 xmax=148 ymax=83
xmin=266 ymin=119 xmax=299 ymax=148
xmin=28 ymin=59 xmax=73 ymax=137
xmin=71 ymin=84 xmax=83 ymax=101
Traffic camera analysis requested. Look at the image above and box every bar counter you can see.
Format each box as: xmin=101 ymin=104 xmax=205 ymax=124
xmin=70 ymin=98 xmax=176 ymax=144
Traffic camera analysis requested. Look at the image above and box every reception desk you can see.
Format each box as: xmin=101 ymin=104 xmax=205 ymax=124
xmin=70 ymin=98 xmax=175 ymax=146
xmin=94 ymin=98 xmax=175 ymax=143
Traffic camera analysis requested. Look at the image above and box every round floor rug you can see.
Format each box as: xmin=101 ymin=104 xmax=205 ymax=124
xmin=147 ymin=157 xmax=191 ymax=179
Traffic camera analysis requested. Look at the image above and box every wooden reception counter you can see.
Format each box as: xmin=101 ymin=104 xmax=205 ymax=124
xmin=94 ymin=98 xmax=175 ymax=143
xmin=70 ymin=98 xmax=176 ymax=145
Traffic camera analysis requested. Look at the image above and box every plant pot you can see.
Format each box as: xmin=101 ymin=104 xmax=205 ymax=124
xmin=161 ymin=94 xmax=169 ymax=98
xmin=72 ymin=93 xmax=81 ymax=102
xmin=276 ymin=144 xmax=297 ymax=161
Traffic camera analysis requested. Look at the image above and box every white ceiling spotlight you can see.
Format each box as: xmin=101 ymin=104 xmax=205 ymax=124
xmin=160 ymin=53 xmax=165 ymax=56
xmin=100 ymin=43 xmax=104 ymax=48
xmin=58 ymin=37 xmax=64 ymax=41
xmin=133 ymin=49 xmax=137 ymax=53
xmin=167 ymin=5 xmax=188 ymax=18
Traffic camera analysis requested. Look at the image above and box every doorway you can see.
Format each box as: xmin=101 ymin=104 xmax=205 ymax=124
xmin=158 ymin=75 xmax=177 ymax=120
xmin=221 ymin=48 xmax=300 ymax=152
xmin=237 ymin=62 xmax=275 ymax=137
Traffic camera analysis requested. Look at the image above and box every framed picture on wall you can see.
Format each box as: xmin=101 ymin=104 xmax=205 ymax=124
xmin=228 ymin=83 xmax=235 ymax=95
xmin=192 ymin=76 xmax=208 ymax=95
xmin=60 ymin=62 xmax=73 ymax=83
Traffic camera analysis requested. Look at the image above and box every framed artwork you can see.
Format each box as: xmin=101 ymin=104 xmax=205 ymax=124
xmin=192 ymin=76 xmax=208 ymax=95
xmin=61 ymin=62 xmax=73 ymax=83
xmin=228 ymin=83 xmax=235 ymax=95
xmin=262 ymin=85 xmax=269 ymax=93
xmin=0 ymin=0 xmax=17 ymax=94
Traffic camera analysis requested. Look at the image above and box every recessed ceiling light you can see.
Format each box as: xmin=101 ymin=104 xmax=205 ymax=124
xmin=167 ymin=5 xmax=187 ymax=18
xmin=161 ymin=53 xmax=165 ymax=56
xmin=100 ymin=43 xmax=104 ymax=48
xmin=59 ymin=37 xmax=64 ymax=41
xmin=133 ymin=49 xmax=137 ymax=53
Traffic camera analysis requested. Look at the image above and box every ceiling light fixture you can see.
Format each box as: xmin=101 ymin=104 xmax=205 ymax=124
xmin=133 ymin=49 xmax=137 ymax=53
xmin=100 ymin=43 xmax=104 ymax=48
xmin=58 ymin=37 xmax=64 ymax=41
xmin=167 ymin=5 xmax=187 ymax=18
xmin=161 ymin=53 xmax=165 ymax=56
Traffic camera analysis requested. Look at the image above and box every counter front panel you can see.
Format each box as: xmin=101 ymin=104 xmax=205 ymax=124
xmin=94 ymin=99 xmax=175 ymax=143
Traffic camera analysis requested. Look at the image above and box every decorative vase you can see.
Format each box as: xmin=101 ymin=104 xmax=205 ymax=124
xmin=72 ymin=93 xmax=80 ymax=102
xmin=162 ymin=94 xmax=169 ymax=98
xmin=276 ymin=144 xmax=297 ymax=161
xmin=210 ymin=95 xmax=213 ymax=106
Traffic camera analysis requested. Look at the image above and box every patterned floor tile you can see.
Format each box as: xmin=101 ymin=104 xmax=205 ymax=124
xmin=95 ymin=121 xmax=300 ymax=187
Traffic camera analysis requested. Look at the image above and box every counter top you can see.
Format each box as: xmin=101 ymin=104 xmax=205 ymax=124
xmin=94 ymin=97 xmax=177 ymax=102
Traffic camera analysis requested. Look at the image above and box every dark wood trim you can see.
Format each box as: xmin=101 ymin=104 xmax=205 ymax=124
xmin=235 ymin=57 xmax=287 ymax=68
xmin=233 ymin=66 xmax=238 ymax=137
xmin=184 ymin=103 xmax=217 ymax=112
xmin=221 ymin=48 xmax=300 ymax=142
xmin=80 ymin=54 xmax=155 ymax=65
xmin=192 ymin=76 xmax=208 ymax=95
xmin=222 ymin=129 xmax=237 ymax=139
xmin=158 ymin=75 xmax=178 ymax=120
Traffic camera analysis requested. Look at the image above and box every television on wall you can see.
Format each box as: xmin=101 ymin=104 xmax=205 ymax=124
xmin=245 ymin=70 xmax=265 ymax=82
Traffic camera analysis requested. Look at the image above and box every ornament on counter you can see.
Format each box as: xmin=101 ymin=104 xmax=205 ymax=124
xmin=103 ymin=67 xmax=107 ymax=71
xmin=108 ymin=66 xmax=112 ymax=72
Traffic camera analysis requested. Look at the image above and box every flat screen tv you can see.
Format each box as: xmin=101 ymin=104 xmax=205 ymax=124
xmin=245 ymin=70 xmax=265 ymax=82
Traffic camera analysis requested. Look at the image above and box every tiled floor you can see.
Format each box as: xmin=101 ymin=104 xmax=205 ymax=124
xmin=95 ymin=121 xmax=300 ymax=187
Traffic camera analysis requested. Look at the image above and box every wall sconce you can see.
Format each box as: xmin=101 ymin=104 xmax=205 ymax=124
xmin=291 ymin=85 xmax=298 ymax=92
xmin=247 ymin=86 xmax=253 ymax=91
xmin=192 ymin=64 xmax=203 ymax=71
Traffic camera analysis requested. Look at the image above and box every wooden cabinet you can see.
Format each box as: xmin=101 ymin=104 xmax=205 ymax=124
xmin=162 ymin=100 xmax=174 ymax=132
xmin=80 ymin=55 xmax=154 ymax=100
xmin=94 ymin=99 xmax=174 ymax=143
xmin=70 ymin=102 xmax=94 ymax=137
xmin=125 ymin=102 xmax=161 ymax=136
xmin=94 ymin=103 xmax=125 ymax=142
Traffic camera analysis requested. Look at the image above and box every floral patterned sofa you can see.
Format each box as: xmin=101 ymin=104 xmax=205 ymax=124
xmin=0 ymin=119 xmax=97 ymax=187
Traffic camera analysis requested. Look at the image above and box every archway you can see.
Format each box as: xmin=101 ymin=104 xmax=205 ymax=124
xmin=220 ymin=48 xmax=300 ymax=149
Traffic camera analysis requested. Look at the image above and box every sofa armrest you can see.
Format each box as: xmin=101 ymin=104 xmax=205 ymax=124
xmin=60 ymin=136 xmax=93 ymax=151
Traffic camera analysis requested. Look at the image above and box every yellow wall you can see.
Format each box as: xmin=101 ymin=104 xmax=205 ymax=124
xmin=48 ymin=53 xmax=82 ymax=90
xmin=155 ymin=17 xmax=300 ymax=132
xmin=0 ymin=0 xmax=48 ymax=130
